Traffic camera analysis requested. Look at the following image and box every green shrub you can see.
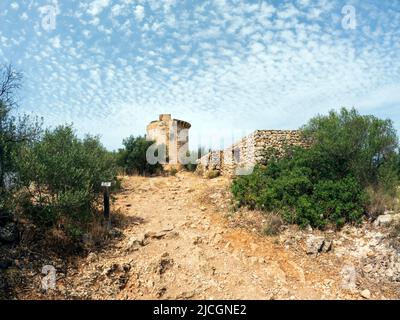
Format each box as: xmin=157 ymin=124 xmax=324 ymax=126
xmin=0 ymin=65 xmax=41 ymax=222
xmin=232 ymin=165 xmax=365 ymax=228
xmin=301 ymin=107 xmax=398 ymax=189
xmin=17 ymin=125 xmax=118 ymax=228
xmin=117 ymin=135 xmax=162 ymax=176
xmin=184 ymin=162 xmax=197 ymax=172
xmin=0 ymin=192 xmax=14 ymax=223
xmin=293 ymin=177 xmax=365 ymax=228
xmin=232 ymin=108 xmax=399 ymax=229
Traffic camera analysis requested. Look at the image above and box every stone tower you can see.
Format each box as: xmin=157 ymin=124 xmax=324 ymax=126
xmin=146 ymin=114 xmax=191 ymax=165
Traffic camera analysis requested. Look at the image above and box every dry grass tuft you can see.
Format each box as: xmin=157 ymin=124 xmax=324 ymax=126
xmin=366 ymin=187 xmax=399 ymax=219
xmin=262 ymin=214 xmax=284 ymax=236
xmin=389 ymin=221 xmax=400 ymax=251
xmin=206 ymin=169 xmax=220 ymax=179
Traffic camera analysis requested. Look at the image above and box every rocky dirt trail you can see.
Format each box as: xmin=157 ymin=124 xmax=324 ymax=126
xmin=20 ymin=172 xmax=400 ymax=300
xmin=110 ymin=173 xmax=336 ymax=300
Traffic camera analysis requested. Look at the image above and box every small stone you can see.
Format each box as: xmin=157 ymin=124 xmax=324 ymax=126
xmin=305 ymin=235 xmax=325 ymax=255
xmin=212 ymin=233 xmax=223 ymax=245
xmin=175 ymin=290 xmax=196 ymax=300
xmin=373 ymin=214 xmax=393 ymax=227
xmin=126 ymin=233 xmax=147 ymax=251
xmin=87 ymin=252 xmax=98 ymax=263
xmin=122 ymin=263 xmax=131 ymax=272
xmin=250 ymin=243 xmax=259 ymax=252
xmin=145 ymin=230 xmax=168 ymax=239
xmin=192 ymin=236 xmax=203 ymax=245
xmin=363 ymin=264 xmax=373 ymax=273
xmin=321 ymin=240 xmax=333 ymax=253
xmin=385 ymin=268 xmax=394 ymax=278
xmin=106 ymin=263 xmax=120 ymax=276
xmin=224 ymin=242 xmax=232 ymax=249
xmin=156 ymin=286 xmax=167 ymax=298
xmin=152 ymin=253 xmax=174 ymax=275
xmin=164 ymin=231 xmax=179 ymax=239
xmin=109 ymin=228 xmax=123 ymax=238
xmin=360 ymin=289 xmax=371 ymax=299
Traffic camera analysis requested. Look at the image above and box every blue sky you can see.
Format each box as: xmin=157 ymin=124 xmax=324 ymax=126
xmin=1 ymin=0 xmax=399 ymax=151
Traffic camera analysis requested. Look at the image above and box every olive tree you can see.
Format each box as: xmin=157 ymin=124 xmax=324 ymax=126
xmin=0 ymin=64 xmax=41 ymax=219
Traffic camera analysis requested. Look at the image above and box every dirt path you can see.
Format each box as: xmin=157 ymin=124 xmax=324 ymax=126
xmin=50 ymin=172 xmax=365 ymax=300
xmin=11 ymin=172 xmax=399 ymax=300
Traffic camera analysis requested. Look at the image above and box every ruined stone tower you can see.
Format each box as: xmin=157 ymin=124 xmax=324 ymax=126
xmin=146 ymin=114 xmax=191 ymax=165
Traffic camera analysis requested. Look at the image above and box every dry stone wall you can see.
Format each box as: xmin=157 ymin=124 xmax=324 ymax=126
xmin=197 ymin=130 xmax=309 ymax=177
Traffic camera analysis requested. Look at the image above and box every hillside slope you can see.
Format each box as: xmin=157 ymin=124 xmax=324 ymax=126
xmin=17 ymin=172 xmax=399 ymax=300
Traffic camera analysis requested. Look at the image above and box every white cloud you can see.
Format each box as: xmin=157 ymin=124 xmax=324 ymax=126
xmin=10 ymin=2 xmax=19 ymax=10
xmin=250 ymin=42 xmax=264 ymax=54
xmin=88 ymin=0 xmax=110 ymax=16
xmin=20 ymin=12 xmax=28 ymax=21
xmin=134 ymin=5 xmax=145 ymax=22
xmin=50 ymin=36 xmax=61 ymax=49
xmin=111 ymin=4 xmax=123 ymax=17
xmin=1 ymin=0 xmax=399 ymax=150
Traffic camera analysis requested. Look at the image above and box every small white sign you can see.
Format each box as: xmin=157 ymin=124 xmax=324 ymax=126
xmin=101 ymin=182 xmax=111 ymax=187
